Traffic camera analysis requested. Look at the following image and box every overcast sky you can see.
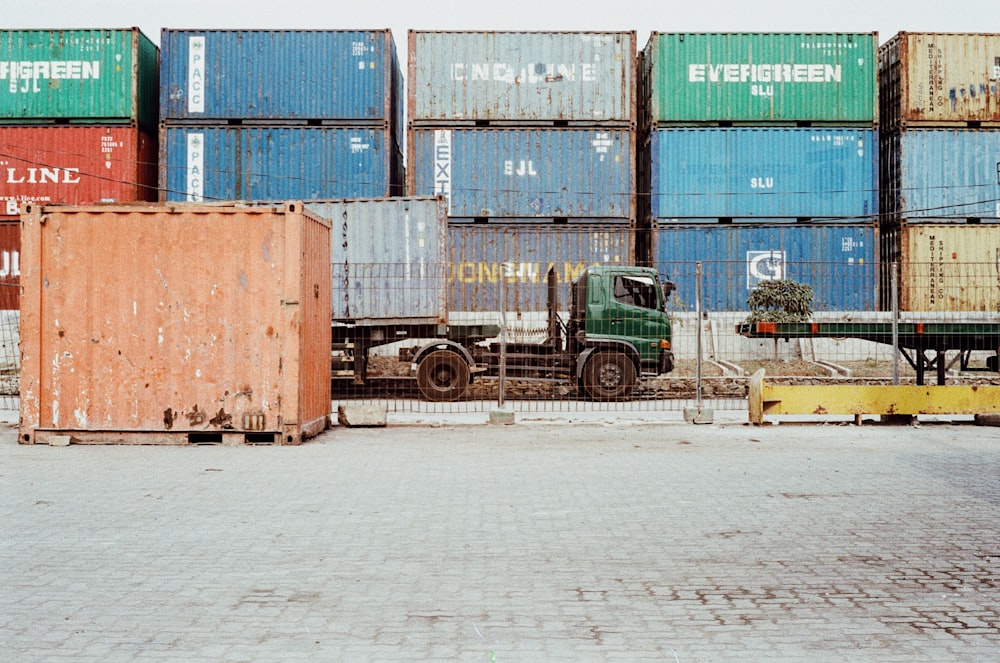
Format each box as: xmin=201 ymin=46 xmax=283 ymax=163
xmin=8 ymin=0 xmax=997 ymax=62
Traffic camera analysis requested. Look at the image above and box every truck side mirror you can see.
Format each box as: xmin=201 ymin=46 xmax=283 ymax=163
xmin=662 ymin=280 xmax=676 ymax=301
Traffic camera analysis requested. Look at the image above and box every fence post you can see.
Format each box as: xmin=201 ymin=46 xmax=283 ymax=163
xmin=891 ymin=261 xmax=899 ymax=386
xmin=489 ymin=263 xmax=515 ymax=425
xmin=498 ymin=262 xmax=509 ymax=409
xmin=684 ymin=261 xmax=713 ymax=423
xmin=695 ymin=261 xmax=703 ymax=406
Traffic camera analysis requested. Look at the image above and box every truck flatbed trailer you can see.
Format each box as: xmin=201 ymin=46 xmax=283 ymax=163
xmin=736 ymin=320 xmax=1000 ymax=385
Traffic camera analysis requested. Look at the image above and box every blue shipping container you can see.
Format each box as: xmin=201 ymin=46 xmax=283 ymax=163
xmin=408 ymin=128 xmax=635 ymax=220
xmin=449 ymin=224 xmax=634 ymax=312
xmin=160 ymin=29 xmax=401 ymax=123
xmin=650 ymin=127 xmax=878 ymax=219
xmin=653 ymin=223 xmax=877 ymax=312
xmin=883 ymin=129 xmax=1000 ymax=222
xmin=160 ymin=125 xmax=401 ymax=201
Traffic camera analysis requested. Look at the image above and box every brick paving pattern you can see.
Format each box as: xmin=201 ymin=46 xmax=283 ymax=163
xmin=2 ymin=420 xmax=999 ymax=661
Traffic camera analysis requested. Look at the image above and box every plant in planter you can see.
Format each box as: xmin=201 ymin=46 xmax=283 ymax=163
xmin=744 ymin=279 xmax=814 ymax=361
xmin=744 ymin=278 xmax=813 ymax=323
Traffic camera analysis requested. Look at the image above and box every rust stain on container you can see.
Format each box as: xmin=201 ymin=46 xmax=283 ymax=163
xmin=884 ymin=223 xmax=1000 ymax=312
xmin=0 ymin=220 xmax=19 ymax=309
xmin=19 ymin=202 xmax=331 ymax=445
xmin=408 ymin=30 xmax=636 ymax=125
xmin=880 ymin=32 xmax=1000 ymax=129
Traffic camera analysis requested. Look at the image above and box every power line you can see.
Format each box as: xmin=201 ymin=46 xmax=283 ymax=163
xmin=1 ymin=143 xmax=999 ymax=220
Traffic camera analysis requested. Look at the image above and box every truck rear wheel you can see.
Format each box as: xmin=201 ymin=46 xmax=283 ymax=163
xmin=416 ymin=349 xmax=470 ymax=402
xmin=583 ymin=351 xmax=636 ymax=401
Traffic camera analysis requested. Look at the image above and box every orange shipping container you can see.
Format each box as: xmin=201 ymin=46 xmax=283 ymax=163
xmin=19 ymin=202 xmax=331 ymax=445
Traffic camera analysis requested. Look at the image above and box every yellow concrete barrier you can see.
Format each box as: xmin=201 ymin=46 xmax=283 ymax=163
xmin=748 ymin=369 xmax=1000 ymax=425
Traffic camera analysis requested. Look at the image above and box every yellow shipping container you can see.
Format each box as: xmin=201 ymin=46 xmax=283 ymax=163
xmin=885 ymin=224 xmax=1000 ymax=312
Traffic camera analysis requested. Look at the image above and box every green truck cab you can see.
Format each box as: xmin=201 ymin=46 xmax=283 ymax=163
xmin=412 ymin=265 xmax=675 ymax=401
xmin=567 ymin=266 xmax=675 ymax=399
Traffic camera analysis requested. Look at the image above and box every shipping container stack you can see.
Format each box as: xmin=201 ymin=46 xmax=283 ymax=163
xmin=406 ymin=31 xmax=639 ymax=317
xmin=639 ymin=33 xmax=881 ymax=315
xmin=0 ymin=28 xmax=160 ymax=310
xmin=878 ymin=32 xmax=1000 ymax=313
xmin=158 ymin=29 xmax=403 ymax=202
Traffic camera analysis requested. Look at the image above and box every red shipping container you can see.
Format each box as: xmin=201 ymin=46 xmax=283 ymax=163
xmin=0 ymin=221 xmax=18 ymax=310
xmin=0 ymin=125 xmax=157 ymax=215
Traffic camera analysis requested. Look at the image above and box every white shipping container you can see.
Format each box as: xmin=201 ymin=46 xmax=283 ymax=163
xmin=305 ymin=197 xmax=449 ymax=324
xmin=408 ymin=31 xmax=635 ymax=125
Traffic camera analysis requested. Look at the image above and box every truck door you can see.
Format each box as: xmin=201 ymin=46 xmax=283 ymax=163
xmin=594 ymin=273 xmax=668 ymax=362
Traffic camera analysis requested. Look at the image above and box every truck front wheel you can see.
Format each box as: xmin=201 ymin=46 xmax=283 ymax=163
xmin=416 ymin=349 xmax=470 ymax=401
xmin=583 ymin=351 xmax=636 ymax=401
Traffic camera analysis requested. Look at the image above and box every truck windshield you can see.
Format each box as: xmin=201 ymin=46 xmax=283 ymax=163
xmin=613 ymin=275 xmax=659 ymax=310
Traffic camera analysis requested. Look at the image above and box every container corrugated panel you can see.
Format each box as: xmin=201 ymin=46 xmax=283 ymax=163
xmin=653 ymin=223 xmax=878 ymax=311
xmin=642 ymin=32 xmax=878 ymax=125
xmin=881 ymin=129 xmax=1000 ymax=223
xmin=408 ymin=31 xmax=635 ymax=124
xmin=305 ymin=197 xmax=448 ymax=323
xmin=448 ymin=224 xmax=634 ymax=312
xmin=160 ymin=29 xmax=400 ymax=123
xmin=0 ymin=28 xmax=159 ymax=129
xmin=18 ymin=202 xmax=332 ymax=444
xmin=160 ymin=125 xmax=402 ymax=202
xmin=408 ymin=127 xmax=634 ymax=220
xmin=882 ymin=223 xmax=1000 ymax=312
xmin=879 ymin=33 xmax=1000 ymax=129
xmin=650 ymin=127 xmax=877 ymax=220
xmin=1 ymin=125 xmax=157 ymax=213
xmin=0 ymin=220 xmax=18 ymax=310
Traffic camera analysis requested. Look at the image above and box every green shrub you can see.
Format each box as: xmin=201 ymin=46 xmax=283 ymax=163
xmin=744 ymin=279 xmax=813 ymax=323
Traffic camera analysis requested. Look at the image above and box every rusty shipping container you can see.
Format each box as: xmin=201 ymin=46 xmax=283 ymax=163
xmin=448 ymin=223 xmax=635 ymax=313
xmin=19 ymin=202 xmax=332 ymax=445
xmin=408 ymin=31 xmax=636 ymax=125
xmin=879 ymin=32 xmax=1000 ymax=129
xmin=882 ymin=223 xmax=1000 ymax=312
xmin=0 ymin=220 xmax=18 ymax=310
xmin=0 ymin=28 xmax=159 ymax=129
xmin=0 ymin=125 xmax=157 ymax=213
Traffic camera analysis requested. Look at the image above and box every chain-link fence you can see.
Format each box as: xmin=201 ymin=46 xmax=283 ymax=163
xmin=4 ymin=258 xmax=998 ymax=417
xmin=0 ymin=283 xmax=19 ymax=412
xmin=328 ymin=257 xmax=1000 ymax=414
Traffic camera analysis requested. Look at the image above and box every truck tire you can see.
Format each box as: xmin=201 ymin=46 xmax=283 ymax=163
xmin=416 ymin=349 xmax=470 ymax=402
xmin=583 ymin=351 xmax=636 ymax=401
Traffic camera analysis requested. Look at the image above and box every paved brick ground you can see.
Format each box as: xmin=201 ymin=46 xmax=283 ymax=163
xmin=2 ymin=419 xmax=999 ymax=661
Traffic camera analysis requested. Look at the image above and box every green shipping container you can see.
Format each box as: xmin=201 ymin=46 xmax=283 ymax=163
xmin=0 ymin=28 xmax=158 ymax=129
xmin=641 ymin=32 xmax=878 ymax=125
